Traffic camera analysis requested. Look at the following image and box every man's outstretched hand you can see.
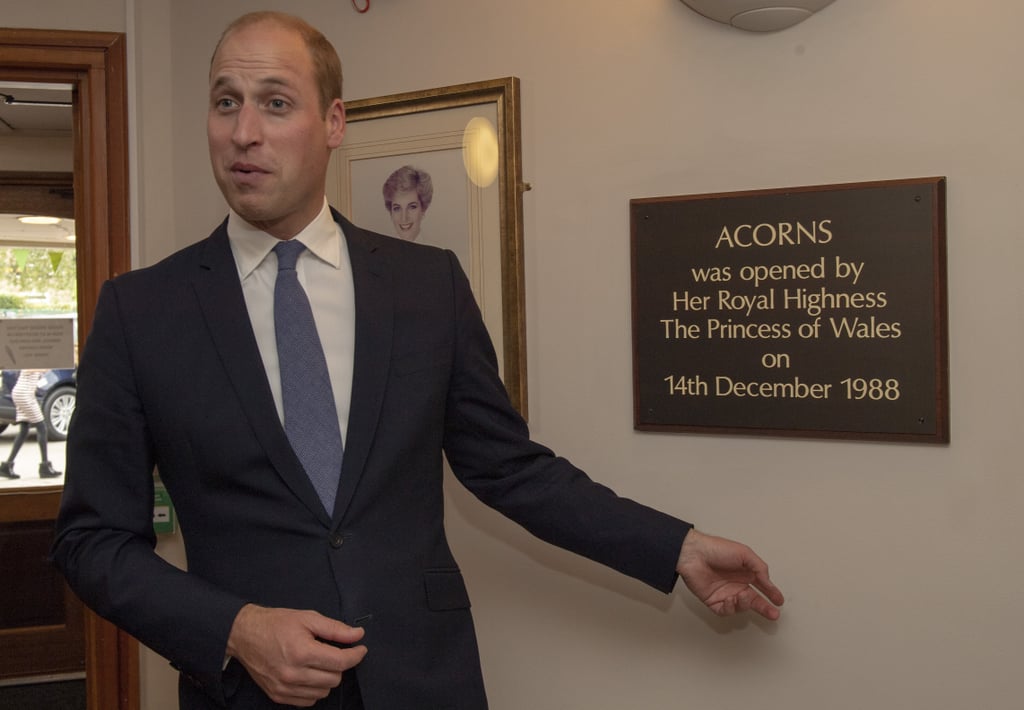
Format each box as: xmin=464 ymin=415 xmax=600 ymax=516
xmin=676 ymin=529 xmax=785 ymax=620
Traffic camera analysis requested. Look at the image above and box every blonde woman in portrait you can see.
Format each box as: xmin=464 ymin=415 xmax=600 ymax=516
xmin=382 ymin=165 xmax=433 ymax=241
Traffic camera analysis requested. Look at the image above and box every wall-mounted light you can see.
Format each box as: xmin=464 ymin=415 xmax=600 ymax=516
xmin=680 ymin=0 xmax=836 ymax=32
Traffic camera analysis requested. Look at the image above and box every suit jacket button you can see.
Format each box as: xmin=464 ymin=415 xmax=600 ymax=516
xmin=329 ymin=533 xmax=344 ymax=548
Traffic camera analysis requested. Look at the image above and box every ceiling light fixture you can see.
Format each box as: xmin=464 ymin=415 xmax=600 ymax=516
xmin=0 ymin=91 xmax=73 ymax=108
xmin=18 ymin=215 xmax=62 ymax=225
xmin=680 ymin=0 xmax=835 ymax=32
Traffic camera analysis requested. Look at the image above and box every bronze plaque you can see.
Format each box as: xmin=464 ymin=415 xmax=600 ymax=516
xmin=631 ymin=177 xmax=948 ymax=442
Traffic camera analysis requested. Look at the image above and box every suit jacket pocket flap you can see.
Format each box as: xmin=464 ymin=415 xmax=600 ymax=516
xmin=424 ymin=569 xmax=471 ymax=611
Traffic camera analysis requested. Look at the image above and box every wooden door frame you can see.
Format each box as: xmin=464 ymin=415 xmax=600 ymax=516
xmin=0 ymin=28 xmax=134 ymax=710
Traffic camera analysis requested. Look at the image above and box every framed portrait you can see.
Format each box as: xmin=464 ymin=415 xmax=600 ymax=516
xmin=328 ymin=77 xmax=528 ymax=416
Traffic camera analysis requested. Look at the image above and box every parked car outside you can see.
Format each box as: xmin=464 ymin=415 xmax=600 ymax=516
xmin=0 ymin=368 xmax=77 ymax=441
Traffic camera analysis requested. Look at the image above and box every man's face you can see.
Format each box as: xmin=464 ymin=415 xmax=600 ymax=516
xmin=388 ymin=189 xmax=426 ymax=241
xmin=208 ymin=21 xmax=345 ymax=239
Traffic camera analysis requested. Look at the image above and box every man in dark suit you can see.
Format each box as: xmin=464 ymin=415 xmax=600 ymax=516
xmin=52 ymin=11 xmax=784 ymax=709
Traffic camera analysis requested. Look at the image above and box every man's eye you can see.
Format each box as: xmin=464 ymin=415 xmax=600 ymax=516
xmin=215 ymin=97 xmax=237 ymax=110
xmin=268 ymin=99 xmax=288 ymax=110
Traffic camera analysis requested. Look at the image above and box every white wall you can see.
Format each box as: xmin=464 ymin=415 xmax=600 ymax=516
xmin=2 ymin=0 xmax=126 ymax=32
xmin=13 ymin=0 xmax=1024 ymax=708
xmin=0 ymin=136 xmax=73 ymax=171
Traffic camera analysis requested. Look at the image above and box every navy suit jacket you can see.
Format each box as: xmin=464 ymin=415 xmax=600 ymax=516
xmin=52 ymin=211 xmax=691 ymax=709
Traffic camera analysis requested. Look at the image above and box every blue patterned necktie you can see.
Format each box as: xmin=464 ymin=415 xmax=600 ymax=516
xmin=273 ymin=239 xmax=344 ymax=514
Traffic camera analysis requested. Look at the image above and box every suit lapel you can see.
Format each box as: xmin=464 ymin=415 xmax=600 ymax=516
xmin=331 ymin=213 xmax=393 ymax=523
xmin=191 ymin=224 xmax=331 ymax=526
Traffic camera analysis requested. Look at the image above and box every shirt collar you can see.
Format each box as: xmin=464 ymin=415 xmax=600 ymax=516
xmin=227 ymin=198 xmax=342 ymax=280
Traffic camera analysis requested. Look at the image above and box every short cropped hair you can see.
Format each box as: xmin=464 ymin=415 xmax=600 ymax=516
xmin=211 ymin=11 xmax=343 ymax=117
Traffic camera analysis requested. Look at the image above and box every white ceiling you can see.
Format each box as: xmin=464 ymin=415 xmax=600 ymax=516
xmin=0 ymin=80 xmax=73 ymax=134
xmin=0 ymin=213 xmax=76 ymax=248
xmin=0 ymin=81 xmax=75 ymax=247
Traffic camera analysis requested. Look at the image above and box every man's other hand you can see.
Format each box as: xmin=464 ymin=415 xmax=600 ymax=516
xmin=676 ymin=529 xmax=785 ymax=620
xmin=226 ymin=604 xmax=367 ymax=707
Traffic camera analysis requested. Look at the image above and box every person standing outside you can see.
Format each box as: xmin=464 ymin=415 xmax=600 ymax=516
xmin=52 ymin=12 xmax=783 ymax=709
xmin=0 ymin=369 xmax=61 ymax=479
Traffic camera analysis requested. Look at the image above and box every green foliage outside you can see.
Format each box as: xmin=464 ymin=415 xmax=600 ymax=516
xmin=0 ymin=246 xmax=77 ymax=317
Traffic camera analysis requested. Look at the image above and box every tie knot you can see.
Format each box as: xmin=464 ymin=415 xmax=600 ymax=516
xmin=274 ymin=239 xmax=306 ymax=271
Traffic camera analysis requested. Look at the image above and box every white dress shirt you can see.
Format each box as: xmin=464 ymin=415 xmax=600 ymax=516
xmin=226 ymin=199 xmax=355 ymax=446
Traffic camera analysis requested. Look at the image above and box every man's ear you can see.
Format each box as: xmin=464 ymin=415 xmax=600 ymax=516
xmin=327 ymin=98 xmax=346 ymax=149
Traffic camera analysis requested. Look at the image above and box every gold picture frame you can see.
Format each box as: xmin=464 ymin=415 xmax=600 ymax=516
xmin=329 ymin=77 xmax=528 ymax=417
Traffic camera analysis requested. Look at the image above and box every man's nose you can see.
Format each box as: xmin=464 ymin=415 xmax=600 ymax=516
xmin=232 ymin=103 xmax=262 ymax=147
